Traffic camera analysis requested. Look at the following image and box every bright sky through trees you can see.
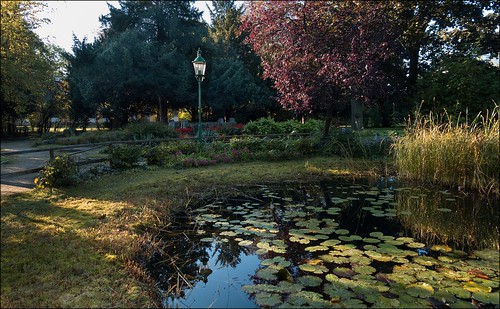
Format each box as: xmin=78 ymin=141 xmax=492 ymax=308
xmin=34 ymin=1 xmax=213 ymax=53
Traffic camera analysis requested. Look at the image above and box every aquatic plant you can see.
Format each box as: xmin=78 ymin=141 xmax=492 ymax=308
xmin=392 ymin=104 xmax=499 ymax=195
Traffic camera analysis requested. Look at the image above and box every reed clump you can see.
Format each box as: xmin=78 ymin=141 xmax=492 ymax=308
xmin=393 ymin=104 xmax=499 ymax=196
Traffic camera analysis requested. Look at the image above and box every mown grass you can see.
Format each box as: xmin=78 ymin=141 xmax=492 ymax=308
xmin=1 ymin=156 xmax=386 ymax=308
xmin=392 ymin=105 xmax=499 ymax=195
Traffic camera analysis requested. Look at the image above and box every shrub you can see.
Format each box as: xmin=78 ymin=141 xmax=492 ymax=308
xmin=35 ymin=155 xmax=78 ymax=189
xmin=122 ymin=122 xmax=179 ymax=140
xmin=243 ymin=118 xmax=284 ymax=135
xmin=109 ymin=144 xmax=142 ymax=168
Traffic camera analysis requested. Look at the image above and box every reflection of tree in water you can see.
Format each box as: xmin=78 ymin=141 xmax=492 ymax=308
xmin=395 ymin=188 xmax=499 ymax=251
xmin=212 ymin=237 xmax=250 ymax=268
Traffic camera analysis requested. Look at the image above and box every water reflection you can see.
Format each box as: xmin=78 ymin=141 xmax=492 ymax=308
xmin=144 ymin=180 xmax=499 ymax=308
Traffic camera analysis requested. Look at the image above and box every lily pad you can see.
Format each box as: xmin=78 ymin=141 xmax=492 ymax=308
xmin=299 ymin=263 xmax=328 ymax=274
xmin=255 ymin=292 xmax=282 ymax=307
xmin=238 ymin=239 xmax=253 ymax=247
xmin=256 ymin=267 xmax=279 ymax=280
xmin=406 ymin=282 xmax=435 ymax=298
xmin=332 ymin=267 xmax=356 ymax=278
xmin=305 ymin=245 xmax=329 ymax=252
xmin=462 ymin=281 xmax=492 ymax=293
xmin=298 ymin=275 xmax=322 ymax=287
xmin=320 ymin=239 xmax=341 ymax=247
xmin=353 ymin=265 xmax=377 ymax=275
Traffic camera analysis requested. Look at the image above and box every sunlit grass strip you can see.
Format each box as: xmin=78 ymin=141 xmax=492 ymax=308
xmin=393 ymin=104 xmax=499 ymax=195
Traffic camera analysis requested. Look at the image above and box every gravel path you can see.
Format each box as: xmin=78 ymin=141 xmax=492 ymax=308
xmin=1 ymin=139 xmax=49 ymax=196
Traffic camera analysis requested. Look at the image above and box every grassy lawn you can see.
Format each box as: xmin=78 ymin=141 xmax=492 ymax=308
xmin=1 ymin=156 xmax=387 ymax=308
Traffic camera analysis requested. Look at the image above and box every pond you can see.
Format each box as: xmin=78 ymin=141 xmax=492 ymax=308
xmin=145 ymin=179 xmax=499 ymax=308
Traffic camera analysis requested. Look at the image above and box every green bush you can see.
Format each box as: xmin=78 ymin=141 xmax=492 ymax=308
xmin=35 ymin=155 xmax=78 ymax=189
xmin=122 ymin=122 xmax=179 ymax=140
xmin=109 ymin=144 xmax=142 ymax=168
xmin=243 ymin=118 xmax=284 ymax=135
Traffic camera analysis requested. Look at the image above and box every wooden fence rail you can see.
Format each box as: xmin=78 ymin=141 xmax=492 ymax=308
xmin=0 ymin=133 xmax=310 ymax=177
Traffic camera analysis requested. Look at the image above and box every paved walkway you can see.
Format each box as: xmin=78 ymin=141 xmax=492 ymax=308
xmin=1 ymin=139 xmax=50 ymax=196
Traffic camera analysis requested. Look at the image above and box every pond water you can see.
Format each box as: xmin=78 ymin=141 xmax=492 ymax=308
xmin=145 ymin=179 xmax=499 ymax=308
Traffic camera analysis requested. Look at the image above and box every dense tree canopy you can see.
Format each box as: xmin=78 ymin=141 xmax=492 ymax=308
xmin=243 ymin=1 xmax=397 ymax=133
xmin=3 ymin=0 xmax=498 ymax=134
xmin=1 ymin=0 xmax=65 ymax=134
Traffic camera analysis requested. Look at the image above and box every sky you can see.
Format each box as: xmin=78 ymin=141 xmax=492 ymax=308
xmin=34 ymin=1 xmax=213 ymax=54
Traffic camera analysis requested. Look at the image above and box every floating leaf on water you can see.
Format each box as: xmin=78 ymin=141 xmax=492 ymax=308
xmin=363 ymin=237 xmax=381 ymax=244
xmin=332 ymin=267 xmax=356 ymax=278
xmin=396 ymin=237 xmax=415 ymax=243
xmin=256 ymin=248 xmax=269 ymax=255
xmin=320 ymin=239 xmax=341 ymax=247
xmin=437 ymin=255 xmax=457 ymax=264
xmin=474 ymin=291 xmax=500 ymax=305
xmin=393 ymin=257 xmax=410 ymax=264
xmin=444 ymin=286 xmax=471 ymax=300
xmin=289 ymin=236 xmax=310 ymax=244
xmin=437 ymin=267 xmax=471 ymax=282
xmin=462 ymin=281 xmax=492 ymax=293
xmin=298 ymin=275 xmax=322 ymax=287
xmin=414 ymin=256 xmax=438 ymax=267
xmin=305 ymin=245 xmax=329 ymax=252
xmin=238 ymin=240 xmax=253 ymax=247
xmin=406 ymin=242 xmax=426 ymax=249
xmin=385 ymin=239 xmax=405 ymax=246
xmin=406 ymin=282 xmax=435 ymax=298
xmin=386 ymin=273 xmax=417 ymax=285
xmin=350 ymin=255 xmax=372 ymax=265
xmin=369 ymin=231 xmax=384 ymax=238
xmin=200 ymin=237 xmax=214 ymax=242
xmin=325 ymin=273 xmax=340 ymax=283
xmin=472 ymin=249 xmax=500 ymax=262
xmin=430 ymin=244 xmax=453 ymax=253
xmin=379 ymin=235 xmax=396 ymax=241
xmin=255 ymin=292 xmax=282 ymax=307
xmin=365 ymin=250 xmax=393 ymax=262
xmin=299 ymin=263 xmax=328 ymax=274
xmin=220 ymin=231 xmax=237 ymax=237
xmin=335 ymin=229 xmax=350 ymax=235
xmin=287 ymin=290 xmax=330 ymax=308
xmin=364 ymin=244 xmax=378 ymax=251
xmin=353 ymin=265 xmax=377 ymax=275
xmin=261 ymin=256 xmax=291 ymax=268
xmin=437 ymin=208 xmax=453 ymax=212
xmin=256 ymin=267 xmax=279 ymax=280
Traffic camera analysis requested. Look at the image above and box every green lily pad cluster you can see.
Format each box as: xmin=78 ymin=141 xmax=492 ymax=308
xmin=174 ymin=183 xmax=498 ymax=308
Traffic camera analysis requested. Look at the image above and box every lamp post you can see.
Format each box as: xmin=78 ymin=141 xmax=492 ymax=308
xmin=192 ymin=48 xmax=206 ymax=144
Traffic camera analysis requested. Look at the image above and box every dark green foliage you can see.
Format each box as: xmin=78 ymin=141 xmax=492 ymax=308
xmin=109 ymin=144 xmax=142 ymax=168
xmin=35 ymin=155 xmax=78 ymax=189
xmin=243 ymin=118 xmax=285 ymax=135
xmin=416 ymin=56 xmax=499 ymax=116
xmin=243 ymin=118 xmax=324 ymax=135
xmin=121 ymin=122 xmax=179 ymax=140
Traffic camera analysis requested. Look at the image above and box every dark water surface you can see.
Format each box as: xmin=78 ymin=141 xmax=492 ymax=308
xmin=145 ymin=179 xmax=499 ymax=308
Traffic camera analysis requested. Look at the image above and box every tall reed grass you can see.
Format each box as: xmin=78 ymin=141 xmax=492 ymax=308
xmin=393 ymin=104 xmax=499 ymax=196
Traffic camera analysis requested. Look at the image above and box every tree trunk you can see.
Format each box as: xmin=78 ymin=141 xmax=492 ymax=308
xmin=407 ymin=45 xmax=420 ymax=95
xmin=322 ymin=104 xmax=334 ymax=139
xmin=158 ymin=95 xmax=167 ymax=123
xmin=351 ymin=99 xmax=363 ymax=131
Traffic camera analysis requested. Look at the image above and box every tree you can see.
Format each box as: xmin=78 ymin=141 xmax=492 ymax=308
xmin=0 ymin=0 xmax=60 ymax=134
xmin=205 ymin=0 xmax=276 ymax=122
xmin=391 ymin=0 xmax=499 ymax=96
xmin=416 ymin=55 xmax=499 ymax=116
xmin=67 ymin=1 xmax=207 ymax=129
xmin=243 ymin=1 xmax=396 ymax=135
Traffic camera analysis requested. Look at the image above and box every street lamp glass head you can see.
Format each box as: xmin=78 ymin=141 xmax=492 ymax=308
xmin=192 ymin=48 xmax=206 ymax=81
